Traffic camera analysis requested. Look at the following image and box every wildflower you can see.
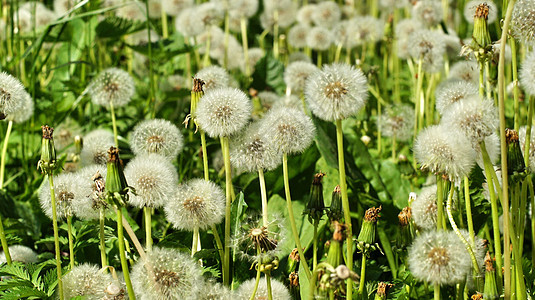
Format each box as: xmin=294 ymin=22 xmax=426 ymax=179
xmin=39 ymin=172 xmax=87 ymax=220
xmin=125 ymin=154 xmax=178 ymax=209
xmin=512 ymin=0 xmax=535 ymax=44
xmin=519 ymin=126 xmax=535 ymax=172
xmin=377 ymin=103 xmax=414 ymax=142
xmin=236 ymin=277 xmax=291 ymax=300
xmin=80 ymin=129 xmax=115 ymax=166
xmin=0 ymin=245 xmax=38 ymax=264
xmin=229 ymin=0 xmax=259 ymax=18
xmin=396 ymin=19 xmax=424 ymax=59
xmin=130 ymin=247 xmax=203 ymax=299
xmin=435 ymin=79 xmax=479 ymax=114
xmin=412 ymin=0 xmax=443 ymax=28
xmin=199 ymin=280 xmax=232 ymax=300
xmin=297 ymin=4 xmax=316 ymax=26
xmin=230 ymin=122 xmax=281 ymax=172
xmin=306 ymin=26 xmax=332 ymax=51
xmin=408 ymin=29 xmax=446 ymax=73
xmin=53 ymin=0 xmax=80 ymax=16
xmin=195 ymin=66 xmax=231 ymax=91
xmin=0 ymin=72 xmax=26 ymax=117
xmin=311 ymin=1 xmax=341 ymax=29
xmin=520 ymin=51 xmax=535 ymax=96
xmin=243 ymin=48 xmax=265 ymax=73
xmin=196 ymin=87 xmax=252 ymax=138
xmin=130 ymin=119 xmax=184 ymax=160
xmin=448 ymin=61 xmax=480 ymax=84
xmin=506 ymin=128 xmax=526 ymax=175
xmin=259 ymin=106 xmax=315 ymax=154
xmin=305 ymin=173 xmax=326 ymax=223
xmin=260 ymin=0 xmax=298 ymax=30
xmin=305 ymin=63 xmax=368 ymax=121
xmin=411 ymin=185 xmax=437 ymax=230
xmin=351 ymin=16 xmax=384 ymax=46
xmin=413 ymin=124 xmax=476 ymax=181
xmin=464 ymin=0 xmax=498 ymax=24
xmin=357 ymin=206 xmax=381 ymax=252
xmin=287 ymin=24 xmax=311 ymax=49
xmin=233 ymin=215 xmax=285 ymax=263
xmin=117 ymin=1 xmax=147 ymax=21
xmin=63 ymin=264 xmax=113 ymax=300
xmin=175 ymin=8 xmax=204 ymax=37
xmin=88 ymin=68 xmax=135 ymax=108
xmin=197 ymin=2 xmax=224 ymax=29
xmin=71 ymin=165 xmax=110 ymax=220
xmin=162 ymin=0 xmax=193 ymax=17
xmin=284 ymin=61 xmax=318 ymax=94
xmin=164 ymin=179 xmax=225 ymax=231
xmin=7 ymin=90 xmax=33 ymax=123
xmin=408 ymin=230 xmax=472 ymax=285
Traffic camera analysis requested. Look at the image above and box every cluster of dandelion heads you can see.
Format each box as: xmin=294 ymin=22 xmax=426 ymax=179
xmin=230 ymin=122 xmax=282 ymax=172
xmin=519 ymin=126 xmax=535 ymax=172
xmin=88 ymin=68 xmax=135 ymax=108
xmin=448 ymin=61 xmax=480 ymax=84
xmin=464 ymin=0 xmax=498 ymax=24
xmin=412 ymin=0 xmax=443 ymax=27
xmin=195 ymin=66 xmax=231 ymax=91
xmin=7 ymin=90 xmax=33 ymax=123
xmin=306 ymin=26 xmax=332 ymax=51
xmin=0 ymin=245 xmax=38 ymax=264
xmin=0 ymin=72 xmax=26 ymax=116
xmin=236 ymin=277 xmax=291 ymax=300
xmin=441 ymin=96 xmax=498 ymax=143
xmin=130 ymin=247 xmax=203 ymax=299
xmin=409 ymin=230 xmax=472 ymax=286
xmin=414 ymin=125 xmax=476 ymax=181
xmin=80 ymin=129 xmax=115 ymax=166
xmin=125 ymin=154 xmax=178 ymax=209
xmin=377 ymin=103 xmax=414 ymax=142
xmin=233 ymin=214 xmax=286 ymax=262
xmin=63 ymin=264 xmax=113 ymax=300
xmin=71 ymin=165 xmax=109 ymax=220
xmin=311 ymin=1 xmax=341 ymax=28
xmin=164 ymin=179 xmax=225 ymax=231
xmin=259 ymin=107 xmax=315 ymax=155
xmin=351 ymin=16 xmax=384 ymax=46
xmin=305 ymin=63 xmax=368 ymax=121
xmin=519 ymin=51 xmax=535 ymax=95
xmin=39 ymin=173 xmax=88 ymax=220
xmin=408 ymin=29 xmax=446 ymax=73
xmin=411 ymin=185 xmax=437 ymax=230
xmin=396 ymin=19 xmax=424 ymax=59
xmin=196 ymin=87 xmax=252 ymax=138
xmin=284 ymin=61 xmax=318 ymax=94
xmin=130 ymin=119 xmax=183 ymax=160
xmin=512 ymin=0 xmax=535 ymax=44
xmin=435 ymin=79 xmax=479 ymax=114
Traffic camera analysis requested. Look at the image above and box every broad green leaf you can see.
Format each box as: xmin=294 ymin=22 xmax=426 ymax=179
xmin=251 ymin=53 xmax=286 ymax=94
xmin=95 ymin=16 xmax=146 ymax=38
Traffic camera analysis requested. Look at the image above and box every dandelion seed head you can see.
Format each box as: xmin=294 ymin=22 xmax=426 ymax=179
xmin=71 ymin=165 xmax=110 ymax=220
xmin=236 ymin=277 xmax=291 ymax=300
xmin=474 ymin=133 xmax=500 ymax=169
xmin=0 ymin=245 xmax=38 ymax=264
xmin=126 ymin=29 xmax=160 ymax=45
xmin=195 ymin=66 xmax=231 ymax=91
xmin=229 ymin=0 xmax=258 ymax=18
xmin=197 ymin=2 xmax=224 ymax=28
xmin=408 ymin=29 xmax=446 ymax=73
xmin=39 ymin=172 xmax=87 ymax=220
xmin=130 ymin=119 xmax=184 ymax=160
xmin=7 ymin=90 xmax=33 ymax=123
xmin=243 ymin=47 xmax=265 ymax=74
xmin=230 ymin=122 xmax=282 ymax=172
xmin=175 ymin=8 xmax=204 ymax=37
xmin=0 ymin=72 xmax=26 ymax=116
xmin=411 ymin=185 xmax=437 ymax=230
xmin=162 ymin=0 xmax=193 ymax=17
xmin=512 ymin=0 xmax=535 ymax=44
xmin=289 ymin=52 xmax=312 ymax=63
xmin=199 ymin=280 xmax=232 ymax=300
xmin=88 ymin=68 xmax=135 ymax=108
xmin=306 ymin=26 xmax=332 ymax=51
xmin=80 ymin=129 xmax=115 ymax=166
xmin=377 ymin=103 xmax=414 ymax=142
xmin=297 ymin=4 xmax=316 ymax=26
xmin=396 ymin=19 xmax=424 ymax=59
xmin=464 ymin=0 xmax=498 ymax=24
xmin=285 ymin=61 xmax=318 ymax=94
xmin=117 ymin=1 xmax=147 ymax=21
xmin=435 ymin=79 xmax=479 ymax=114
xmin=412 ymin=0 xmax=443 ymax=27
xmin=519 ymin=51 xmax=535 ymax=96
xmin=519 ymin=126 xmax=535 ymax=172
xmin=351 ymin=16 xmax=384 ymax=46
xmin=448 ymin=61 xmax=480 ymax=84
xmin=312 ymin=1 xmax=341 ymax=29
xmin=233 ymin=214 xmax=286 ymax=263
xmin=53 ymin=0 xmax=80 ymax=16
xmin=63 ymin=264 xmax=112 ymax=300
xmin=260 ymin=0 xmax=297 ymax=30
xmin=287 ymin=24 xmax=311 ymax=49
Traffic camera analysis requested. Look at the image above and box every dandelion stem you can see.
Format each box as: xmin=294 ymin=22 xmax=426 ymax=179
xmin=109 ymin=101 xmax=119 ymax=147
xmin=221 ymin=136 xmax=232 ymax=285
xmin=312 ymin=218 xmax=319 ymax=270
xmin=210 ymin=224 xmax=225 ymax=263
xmin=283 ymin=153 xmax=312 ymax=280
xmin=511 ymin=39 xmax=520 ymax=132
xmin=0 ymin=120 xmax=13 ymax=190
xmin=49 ymin=174 xmax=64 ymax=300
xmin=335 ymin=119 xmax=353 ymax=299
xmin=358 ymin=255 xmax=367 ymax=295
xmin=144 ymin=207 xmax=152 ymax=251
xmin=99 ymin=208 xmax=108 ymax=269
xmin=241 ymin=17 xmax=250 ymax=77
xmin=266 ymin=273 xmax=273 ymax=300
xmin=436 ymin=175 xmax=444 ymax=230
xmin=160 ymin=3 xmax=168 ymax=39
xmin=524 ymin=96 xmax=533 ymax=168
xmin=117 ymin=208 xmax=136 ymax=300
xmin=258 ymin=168 xmax=268 ymax=226
xmin=192 ymin=226 xmax=199 ymax=257
xmin=67 ymin=216 xmax=74 ymax=269
xmin=463 ymin=177 xmax=475 ymax=247
xmin=273 ymin=10 xmax=279 ymax=60
xmin=434 ymin=283 xmax=440 ymax=300
xmin=249 ymin=257 xmax=262 ymax=300
xmin=414 ymin=56 xmax=424 ymax=135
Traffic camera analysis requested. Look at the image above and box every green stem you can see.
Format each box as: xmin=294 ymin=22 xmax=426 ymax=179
xmin=479 ymin=61 xmax=485 ymax=97
xmin=109 ymin=101 xmax=118 ymax=147
xmin=0 ymin=120 xmax=13 ymax=189
xmin=210 ymin=224 xmax=225 ymax=264
xmin=313 ymin=218 xmax=319 ymax=270
xmin=258 ymin=168 xmax=268 ymax=226
xmin=201 ymin=130 xmax=209 ymax=181
xmin=160 ymin=3 xmax=168 ymax=39
xmin=511 ymin=39 xmax=520 ymax=132
xmin=144 ymin=207 xmax=152 ymax=251
xmin=117 ymin=208 xmax=135 ymax=300
xmin=273 ymin=10 xmax=279 ymax=59
xmin=282 ymin=153 xmax=312 ymax=280
xmin=221 ymin=137 xmax=232 ymax=285
xmin=49 ymin=175 xmax=64 ymax=300
xmin=524 ymin=95 xmax=533 ymax=169
xmin=434 ymin=283 xmax=440 ymax=300
xmin=415 ymin=57 xmax=424 ymax=134
xmin=266 ymin=273 xmax=273 ymax=300
xmin=99 ymin=208 xmax=108 ymax=269
xmin=240 ymin=17 xmax=250 ymax=77
xmin=358 ymin=255 xmax=366 ymax=295
xmin=191 ymin=226 xmax=199 ymax=257
xmin=335 ymin=119 xmax=353 ymax=300
xmin=464 ymin=177 xmax=475 ymax=247
xmin=249 ymin=260 xmax=262 ymax=300
xmin=67 ymin=216 xmax=74 ymax=269
xmin=436 ymin=175 xmax=444 ymax=230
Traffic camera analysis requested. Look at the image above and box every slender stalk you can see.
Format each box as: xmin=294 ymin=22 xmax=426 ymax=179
xmin=434 ymin=283 xmax=440 ymax=300
xmin=144 ymin=207 xmax=152 ymax=251
xmin=191 ymin=227 xmax=199 ymax=257
xmin=436 ymin=175 xmax=444 ymax=230
xmin=240 ymin=17 xmax=250 ymax=77
xmin=160 ymin=3 xmax=168 ymax=38
xmin=48 ymin=175 xmax=64 ymax=300
xmin=210 ymin=224 xmax=225 ymax=263
xmin=258 ymin=169 xmax=268 ymax=226
xmin=312 ymin=218 xmax=319 ymax=270
xmin=0 ymin=120 xmax=13 ymax=189
xmin=479 ymin=61 xmax=485 ymax=97
xmin=464 ymin=177 xmax=475 ymax=246
xmin=67 ymin=216 xmax=74 ymax=269
xmin=266 ymin=273 xmax=273 ymax=300
xmin=511 ymin=39 xmax=520 ymax=131
xmin=221 ymin=136 xmax=232 ymax=285
xmin=524 ymin=95 xmax=533 ymax=169
xmin=99 ymin=208 xmax=108 ymax=269
xmin=282 ymin=153 xmax=312 ymax=280
xmin=358 ymin=255 xmax=367 ymax=295
xmin=109 ymin=101 xmax=119 ymax=147
xmin=414 ymin=57 xmax=424 ymax=135
xmin=249 ymin=259 xmax=262 ymax=300
xmin=117 ymin=208 xmax=135 ymax=300
xmin=273 ymin=10 xmax=279 ymax=59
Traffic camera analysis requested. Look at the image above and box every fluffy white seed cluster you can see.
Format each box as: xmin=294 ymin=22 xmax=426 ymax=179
xmin=512 ymin=0 xmax=535 ymax=44
xmin=520 ymin=51 xmax=535 ymax=96
xmin=311 ymin=1 xmax=341 ymax=28
xmin=396 ymin=19 xmax=424 ymax=59
xmin=0 ymin=72 xmax=26 ymax=116
xmin=195 ymin=66 xmax=231 ymax=91
xmin=448 ymin=61 xmax=480 ymax=84
xmin=230 ymin=122 xmax=282 ymax=172
xmin=414 ymin=125 xmax=476 ymax=181
xmin=260 ymin=0 xmax=297 ymax=30
xmin=236 ymin=277 xmax=291 ymax=300
xmin=71 ymin=165 xmax=109 ymax=220
xmin=306 ymin=26 xmax=332 ymax=51
xmin=411 ymin=185 xmax=437 ymax=230
xmin=80 ymin=129 xmax=115 ymax=166
xmin=519 ymin=126 xmax=535 ymax=172
xmin=130 ymin=119 xmax=184 ymax=160
xmin=130 ymin=247 xmax=203 ymax=299
xmin=305 ymin=63 xmax=368 ymax=121
xmin=408 ymin=230 xmax=472 ymax=286
xmin=162 ymin=0 xmax=193 ymax=17
xmin=288 ymin=24 xmax=310 ymax=49
xmin=464 ymin=0 xmax=498 ymax=23
xmin=408 ymin=29 xmax=446 ymax=73
xmin=196 ymin=87 xmax=252 ymax=138
xmin=7 ymin=90 xmax=33 ymax=123
xmin=412 ymin=0 xmax=443 ymax=27
xmin=125 ymin=154 xmax=178 ymax=209
xmin=284 ymin=61 xmax=318 ymax=94
xmin=0 ymin=245 xmax=38 ymax=264
xmin=377 ymin=103 xmax=414 ymax=142
xmin=435 ymin=80 xmax=479 ymax=114
xmin=88 ymin=68 xmax=135 ymax=108
xmin=165 ymin=179 xmax=225 ymax=231
xmin=351 ymin=16 xmax=384 ymax=46
xmin=39 ymin=172 xmax=89 ymax=220
xmin=63 ymin=264 xmax=113 ymax=300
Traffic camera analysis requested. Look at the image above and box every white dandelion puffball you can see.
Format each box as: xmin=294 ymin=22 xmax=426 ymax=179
xmin=88 ymin=68 xmax=135 ymax=108
xmin=63 ymin=264 xmax=113 ymax=300
xmin=130 ymin=118 xmax=184 ymax=160
xmin=412 ymin=0 xmax=443 ymax=28
xmin=464 ymin=0 xmax=498 ymax=24
xmin=448 ymin=61 xmax=480 ymax=84
xmin=305 ymin=63 xmax=368 ymax=121
xmin=162 ymin=0 xmax=193 ymax=17
xmin=125 ymin=154 xmax=178 ymax=209
xmin=39 ymin=172 xmax=89 ymax=220
xmin=306 ymin=26 xmax=332 ymax=51
xmin=196 ymin=87 xmax=252 ymax=138
xmin=512 ymin=0 xmax=535 ymax=44
xmin=80 ymin=129 xmax=115 ymax=166
xmin=408 ymin=29 xmax=446 ymax=73
xmin=165 ymin=179 xmax=225 ymax=231
xmin=474 ymin=133 xmax=500 ymax=169
xmin=351 ymin=16 xmax=384 ymax=46
xmin=311 ymin=1 xmax=341 ymax=29
xmin=284 ymin=61 xmax=318 ymax=94
xmin=396 ymin=18 xmax=424 ymax=59
xmin=288 ymin=24 xmax=310 ymax=49
xmin=195 ymin=66 xmax=231 ymax=91
xmin=414 ymin=124 xmax=476 ymax=180
xmin=7 ymin=90 xmax=33 ymax=123
xmin=0 ymin=72 xmax=26 ymax=116
xmin=0 ymin=245 xmax=38 ymax=264
xmin=130 ymin=247 xmax=203 ymax=300
xmin=411 ymin=185 xmax=437 ymax=230
xmin=230 ymin=122 xmax=282 ymax=172
xmin=297 ymin=4 xmax=316 ymax=26
xmin=520 ymin=51 xmax=535 ymax=96
xmin=435 ymin=79 xmax=479 ymax=114
xmin=377 ymin=103 xmax=414 ymax=142
xmin=519 ymin=126 xmax=535 ymax=172
xmin=260 ymin=106 xmax=315 ymax=155
xmin=175 ymin=8 xmax=204 ymax=37
xmin=236 ymin=277 xmax=291 ymax=300
xmin=441 ymin=96 xmax=498 ymax=143
xmin=408 ymin=230 xmax=472 ymax=285
xmin=71 ymin=165 xmax=110 ymax=220
xmin=229 ymin=0 xmax=259 ymax=18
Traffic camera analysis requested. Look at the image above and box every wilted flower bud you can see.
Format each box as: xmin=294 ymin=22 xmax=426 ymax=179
xmin=105 ymin=147 xmax=128 ymax=206
xmin=471 ymin=3 xmax=492 ymax=55
xmin=305 ymin=173 xmax=325 ymax=223
xmin=357 ymin=206 xmax=381 ymax=253
xmin=39 ymin=125 xmax=57 ymax=174
xmin=287 ymin=248 xmax=300 ymax=273
xmin=483 ymin=252 xmax=498 ymax=299
xmin=326 ymin=221 xmax=345 ymax=267
xmin=374 ymin=282 xmax=391 ymax=300
xmin=328 ymin=185 xmax=343 ymax=223
xmin=506 ymin=129 xmax=526 ymax=177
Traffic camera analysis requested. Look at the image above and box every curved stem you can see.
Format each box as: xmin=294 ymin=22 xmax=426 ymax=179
xmin=49 ymin=175 xmax=64 ymax=300
xmin=117 ymin=208 xmax=136 ymax=300
xmin=109 ymin=101 xmax=118 ymax=147
xmin=358 ymin=255 xmax=367 ymax=295
xmin=282 ymin=153 xmax=312 ymax=280
xmin=221 ymin=137 xmax=232 ymax=285
xmin=210 ymin=224 xmax=225 ymax=264
xmin=464 ymin=177 xmax=475 ymax=247
xmin=258 ymin=168 xmax=268 ymax=226
xmin=144 ymin=207 xmax=152 ymax=251
xmin=67 ymin=216 xmax=74 ymax=269
xmin=99 ymin=208 xmax=108 ymax=269
xmin=0 ymin=120 xmax=13 ymax=189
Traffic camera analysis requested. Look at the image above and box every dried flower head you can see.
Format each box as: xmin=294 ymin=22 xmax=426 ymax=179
xmin=284 ymin=61 xmax=318 ymax=94
xmin=408 ymin=29 xmax=446 ymax=73
xmin=39 ymin=172 xmax=88 ymax=220
xmin=464 ymin=0 xmax=498 ymax=24
xmin=233 ymin=215 xmax=285 ymax=263
xmin=448 ymin=61 xmax=480 ymax=84
xmin=230 ymin=122 xmax=282 ymax=172
xmin=435 ymin=79 xmax=479 ymax=114
xmin=311 ymin=1 xmax=341 ymax=28
xmin=130 ymin=119 xmax=184 ymax=160
xmin=512 ymin=0 xmax=535 ymax=44
xmin=411 ymin=185 xmax=437 ymax=230
xmin=195 ymin=66 xmax=231 ymax=91
xmin=80 ymin=129 xmax=115 ymax=166
xmin=63 ymin=264 xmax=113 ymax=300
xmin=0 ymin=72 xmax=26 ymax=116
xmin=0 ymin=245 xmax=38 ymax=264
xmin=412 ymin=0 xmax=443 ymax=27
xmin=88 ymin=68 xmax=135 ymax=108
xmin=236 ymin=277 xmax=291 ymax=300
xmin=377 ymin=103 xmax=414 ymax=142
xmin=71 ymin=165 xmax=110 ymax=220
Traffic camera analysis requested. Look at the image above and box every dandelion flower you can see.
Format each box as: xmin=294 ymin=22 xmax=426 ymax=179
xmin=474 ymin=133 xmax=500 ymax=169
xmin=195 ymin=66 xmax=231 ymax=91
xmin=7 ymin=90 xmax=33 ymax=123
xmin=289 ymin=52 xmax=312 ymax=63
xmin=408 ymin=230 xmax=472 ymax=285
xmin=259 ymin=107 xmax=315 ymax=154
xmin=233 ymin=215 xmax=285 ymax=263
xmin=165 ymin=179 xmax=225 ymax=231
xmin=63 ymin=264 xmax=112 ymax=300
xmin=71 ymin=165 xmax=109 ymax=220
xmin=332 ymin=20 xmax=357 ymax=49
xmin=351 ymin=16 xmax=384 ymax=46
xmin=236 ymin=277 xmax=291 ymax=300
xmin=175 ymin=8 xmax=204 ymax=37
xmin=312 ymin=1 xmax=341 ymax=29
xmin=199 ymin=280 xmax=232 ymax=300
xmin=408 ymin=29 xmax=446 ymax=73
xmin=519 ymin=126 xmax=535 ymax=172
xmin=306 ymin=26 xmax=332 ymax=51
xmin=412 ymin=0 xmax=443 ymax=28
xmin=0 ymin=245 xmax=38 ymax=264
xmin=396 ymin=19 xmax=424 ymax=59
xmin=88 ymin=68 xmax=135 ymax=108
xmin=39 ymin=172 xmax=88 ymax=220
xmin=435 ymin=79 xmax=479 ymax=114
xmin=512 ymin=0 xmax=535 ymax=44
xmin=257 ymin=91 xmax=280 ymax=111
xmin=80 ymin=129 xmax=115 ymax=166
xmin=0 ymin=72 xmax=26 ymax=116
xmin=125 ymin=154 xmax=178 ymax=209
xmin=117 ymin=1 xmax=147 ymax=21
xmin=54 ymin=119 xmax=82 ymax=151
xmin=305 ymin=63 xmax=368 ymax=121
xmin=130 ymin=247 xmax=203 ymax=299
xmin=130 ymin=119 xmax=184 ymax=160
xmin=464 ymin=0 xmax=498 ymax=24
xmin=520 ymin=51 xmax=535 ymax=96
xmin=448 ymin=61 xmax=480 ymax=84
xmin=411 ymin=185 xmax=437 ymax=230
xmin=197 ymin=2 xmax=224 ymax=30
xmin=260 ymin=0 xmax=297 ymax=30
xmin=230 ymin=122 xmax=281 ymax=172
xmin=162 ymin=0 xmax=193 ymax=16
xmin=377 ymin=103 xmax=414 ymax=142
xmin=284 ymin=61 xmax=318 ymax=94
xmin=53 ymin=0 xmax=80 ymax=16
xmin=196 ymin=87 xmax=252 ymax=138
xmin=297 ymin=4 xmax=316 ymax=26
xmin=229 ymin=0 xmax=258 ymax=18
xmin=287 ymin=24 xmax=311 ymax=49
xmin=413 ymin=124 xmax=476 ymax=181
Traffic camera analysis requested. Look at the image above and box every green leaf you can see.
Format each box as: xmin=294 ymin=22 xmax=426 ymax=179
xmin=251 ymin=53 xmax=286 ymax=94
xmin=128 ymin=33 xmax=192 ymax=61
xmin=299 ymin=262 xmax=311 ymax=299
xmin=231 ymin=192 xmax=248 ymax=249
xmin=95 ymin=16 xmax=145 ymax=38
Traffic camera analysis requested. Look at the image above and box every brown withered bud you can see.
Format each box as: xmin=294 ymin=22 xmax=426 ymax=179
xmin=332 ymin=221 xmax=346 ymax=242
xmin=289 ymin=271 xmax=299 ymax=287
xmin=398 ymin=207 xmax=412 ymax=226
xmin=484 ymin=251 xmax=495 ymax=272
xmin=192 ymin=78 xmax=205 ymax=93
xmin=289 ymin=248 xmax=300 ymax=262
xmin=42 ymin=125 xmax=54 ymax=139
xmin=471 ymin=293 xmax=483 ymax=300
xmin=364 ymin=206 xmax=382 ymax=223
xmin=506 ymin=128 xmax=519 ymax=144
xmin=474 ymin=3 xmax=490 ymax=20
